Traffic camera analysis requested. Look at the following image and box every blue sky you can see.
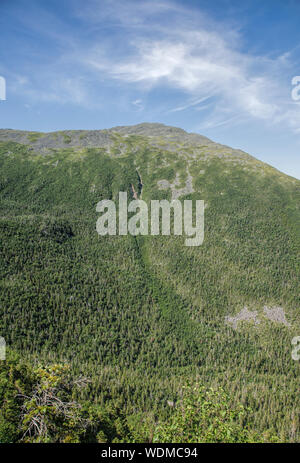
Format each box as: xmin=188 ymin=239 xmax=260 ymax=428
xmin=0 ymin=0 xmax=300 ymax=178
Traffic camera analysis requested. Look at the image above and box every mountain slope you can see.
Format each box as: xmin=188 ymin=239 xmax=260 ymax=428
xmin=0 ymin=124 xmax=299 ymax=441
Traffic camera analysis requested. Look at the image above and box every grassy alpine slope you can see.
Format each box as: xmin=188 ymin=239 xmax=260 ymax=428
xmin=0 ymin=123 xmax=299 ymax=442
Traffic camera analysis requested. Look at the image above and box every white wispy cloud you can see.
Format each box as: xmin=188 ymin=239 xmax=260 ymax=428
xmin=82 ymin=0 xmax=300 ymax=131
xmin=8 ymin=70 xmax=90 ymax=107
xmin=167 ymin=96 xmax=213 ymax=113
xmin=132 ymin=99 xmax=144 ymax=110
xmin=6 ymin=0 xmax=300 ymax=132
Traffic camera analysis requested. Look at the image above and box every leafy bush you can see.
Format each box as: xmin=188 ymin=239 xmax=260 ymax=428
xmin=153 ymin=383 xmax=276 ymax=443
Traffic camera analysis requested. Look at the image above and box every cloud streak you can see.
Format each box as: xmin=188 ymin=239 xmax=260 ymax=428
xmin=83 ymin=0 xmax=300 ymax=131
xmin=5 ymin=0 xmax=300 ymax=132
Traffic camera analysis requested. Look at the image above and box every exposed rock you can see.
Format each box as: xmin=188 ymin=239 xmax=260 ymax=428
xmin=225 ymin=305 xmax=292 ymax=329
xmin=225 ymin=307 xmax=260 ymax=329
xmin=0 ymin=124 xmax=251 ymax=164
xmin=157 ymin=167 xmax=194 ymax=200
xmin=263 ymin=306 xmax=291 ymax=326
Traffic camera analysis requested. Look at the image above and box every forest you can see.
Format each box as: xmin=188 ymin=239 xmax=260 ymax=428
xmin=0 ymin=128 xmax=299 ymax=442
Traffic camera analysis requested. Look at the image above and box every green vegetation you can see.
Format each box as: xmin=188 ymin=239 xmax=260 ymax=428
xmin=153 ymin=383 xmax=277 ymax=443
xmin=0 ymin=350 xmax=130 ymax=443
xmin=58 ymin=132 xmax=72 ymax=144
xmin=27 ymin=132 xmax=45 ymax=143
xmin=1 ymin=352 xmax=275 ymax=443
xmin=0 ymin=128 xmax=299 ymax=443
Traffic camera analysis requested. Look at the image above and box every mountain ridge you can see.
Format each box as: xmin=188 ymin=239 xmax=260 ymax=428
xmin=0 ymin=122 xmax=299 ymax=441
xmin=1 ymin=123 xmax=298 ymax=183
xmin=0 ymin=123 xmax=252 ymax=160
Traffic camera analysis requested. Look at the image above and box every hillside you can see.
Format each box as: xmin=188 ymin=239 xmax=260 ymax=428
xmin=0 ymin=123 xmax=299 ymax=442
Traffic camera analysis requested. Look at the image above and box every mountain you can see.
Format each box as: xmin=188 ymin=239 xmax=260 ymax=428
xmin=0 ymin=123 xmax=299 ymax=442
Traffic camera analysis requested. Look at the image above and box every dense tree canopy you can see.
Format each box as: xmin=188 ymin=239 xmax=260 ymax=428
xmin=0 ymin=132 xmax=299 ymax=442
